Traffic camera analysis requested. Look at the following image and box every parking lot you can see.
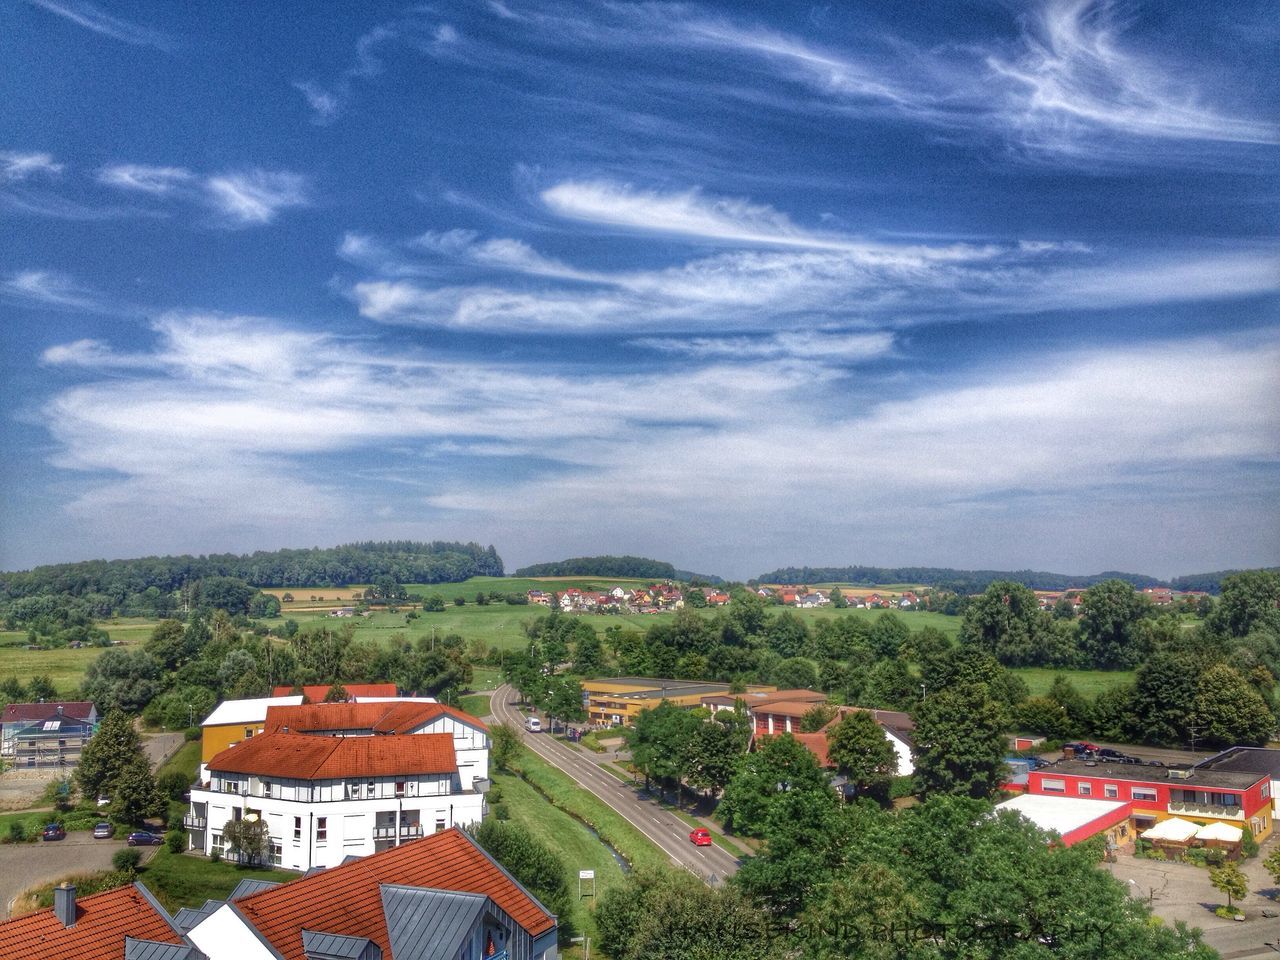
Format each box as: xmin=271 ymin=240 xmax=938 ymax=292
xmin=0 ymin=831 xmax=143 ymax=917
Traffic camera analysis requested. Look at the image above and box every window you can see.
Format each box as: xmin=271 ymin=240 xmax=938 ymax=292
xmin=395 ymin=781 xmax=406 ymax=798
xmin=1104 ymin=784 xmax=1118 ymax=799
xmin=270 ymin=841 xmax=282 ymax=867
xmin=211 ymin=833 xmax=225 ymax=858
xmin=435 ymin=817 xmax=447 ymax=832
xmin=1040 ymin=778 xmax=1066 ymax=794
xmin=1131 ymin=787 xmax=1157 ymax=802
xmin=263 ymin=781 xmax=272 ymax=798
xmin=347 ymin=780 xmax=360 ymax=800
xmin=245 ymin=727 xmax=254 ymax=738
xmin=1264 ymin=782 xmax=1272 ymax=800
xmin=293 ymin=817 xmax=302 ymax=842
xmin=1077 ymin=783 xmax=1092 ymax=796
xmin=316 ymin=817 xmax=328 ymax=843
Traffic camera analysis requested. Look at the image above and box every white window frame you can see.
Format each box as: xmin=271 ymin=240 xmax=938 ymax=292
xmin=1040 ymin=778 xmax=1066 ymax=794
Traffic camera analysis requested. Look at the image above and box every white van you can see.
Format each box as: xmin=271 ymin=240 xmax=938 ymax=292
xmin=525 ymin=716 xmax=542 ymax=733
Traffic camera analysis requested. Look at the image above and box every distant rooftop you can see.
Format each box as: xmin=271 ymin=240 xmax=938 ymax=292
xmin=1196 ymin=747 xmax=1280 ymax=778
xmin=1047 ymin=758 xmax=1266 ymax=790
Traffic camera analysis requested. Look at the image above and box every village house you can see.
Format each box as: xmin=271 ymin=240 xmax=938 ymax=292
xmin=0 ymin=700 xmax=98 ymax=767
xmin=0 ymin=881 xmax=194 ymax=960
xmin=184 ymin=828 xmax=558 ymax=960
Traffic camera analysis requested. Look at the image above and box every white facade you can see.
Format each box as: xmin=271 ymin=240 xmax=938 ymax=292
xmin=883 ymin=728 xmax=915 ymax=777
xmin=186 ymin=904 xmax=278 ymax=960
xmin=188 ymin=767 xmax=486 ymax=871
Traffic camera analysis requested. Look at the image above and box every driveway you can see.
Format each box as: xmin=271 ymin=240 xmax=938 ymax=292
xmin=0 ymin=832 xmax=146 ymax=917
xmin=491 ymin=684 xmax=740 ymax=883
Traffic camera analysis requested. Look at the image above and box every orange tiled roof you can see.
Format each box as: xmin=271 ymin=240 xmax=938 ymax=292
xmin=207 ymin=732 xmax=457 ymax=779
xmin=269 ymin=683 xmax=399 ymax=700
xmin=0 ymin=883 xmax=184 ymax=960
xmin=234 ymin=828 xmax=555 ymax=960
xmin=263 ymin=700 xmax=487 ymax=735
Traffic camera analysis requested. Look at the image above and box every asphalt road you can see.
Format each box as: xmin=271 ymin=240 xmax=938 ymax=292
xmin=491 ymin=684 xmax=740 ymax=883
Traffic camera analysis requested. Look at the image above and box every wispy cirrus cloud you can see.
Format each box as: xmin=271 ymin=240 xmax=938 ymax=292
xmin=97 ymin=163 xmax=194 ymax=195
xmin=1 ymin=270 xmax=114 ymax=312
xmin=22 ymin=0 xmax=175 ymax=52
xmin=0 ymin=150 xmax=63 ymax=182
xmin=204 ymin=171 xmax=310 ymax=225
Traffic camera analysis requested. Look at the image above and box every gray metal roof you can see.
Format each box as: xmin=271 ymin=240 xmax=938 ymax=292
xmin=381 ymin=885 xmax=488 ymax=960
xmin=301 ymin=928 xmax=379 ymax=960
xmin=229 ymin=878 xmax=282 ymax=901
xmin=123 ymin=938 xmax=197 ymax=960
xmin=172 ymin=900 xmax=222 ymax=933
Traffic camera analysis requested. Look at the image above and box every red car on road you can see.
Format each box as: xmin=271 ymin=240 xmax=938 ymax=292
xmin=689 ymin=828 xmax=712 ymax=847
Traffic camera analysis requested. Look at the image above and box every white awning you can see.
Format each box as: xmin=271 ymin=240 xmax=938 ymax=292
xmin=1141 ymin=817 xmax=1199 ymax=842
xmin=1195 ymin=822 xmax=1243 ymax=843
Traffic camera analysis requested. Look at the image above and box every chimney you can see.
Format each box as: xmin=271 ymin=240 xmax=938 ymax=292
xmin=54 ymin=883 xmax=76 ymax=928
xmin=56 ymin=705 xmax=64 ymax=717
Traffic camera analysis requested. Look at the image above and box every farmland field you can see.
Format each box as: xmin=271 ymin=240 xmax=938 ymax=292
xmin=0 ymin=618 xmax=153 ymax=694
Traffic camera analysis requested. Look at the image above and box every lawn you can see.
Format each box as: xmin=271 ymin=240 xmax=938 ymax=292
xmin=0 ymin=640 xmax=107 ymax=694
xmin=138 ymin=846 xmax=301 ymax=913
xmin=157 ymin=739 xmax=201 ymax=783
xmin=1010 ymin=667 xmax=1136 ymax=698
xmin=458 ymin=693 xmax=492 ymax=719
xmin=505 ymin=749 xmax=669 ymax=874
xmin=493 ymin=771 xmax=629 ymax=944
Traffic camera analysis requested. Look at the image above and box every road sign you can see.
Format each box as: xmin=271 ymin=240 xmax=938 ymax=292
xmin=578 ymin=870 xmax=594 ymax=879
xmin=578 ymin=869 xmax=596 ymax=899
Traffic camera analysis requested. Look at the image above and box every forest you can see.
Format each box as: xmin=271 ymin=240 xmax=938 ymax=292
xmin=757 ymin=565 xmax=1169 ymax=593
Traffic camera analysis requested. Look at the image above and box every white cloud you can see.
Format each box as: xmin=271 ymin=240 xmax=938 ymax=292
xmin=633 ymin=330 xmax=895 ymax=362
xmin=0 ymin=150 xmax=63 ymax=182
xmin=293 ymin=81 xmax=341 ymax=125
xmin=986 ymin=0 xmax=1279 ymax=150
xmin=97 ymin=163 xmax=194 ymax=194
xmin=1 ymin=270 xmax=111 ymax=312
xmin=204 ymin=171 xmax=310 ymax=225
xmin=22 ymin=0 xmax=175 ymax=51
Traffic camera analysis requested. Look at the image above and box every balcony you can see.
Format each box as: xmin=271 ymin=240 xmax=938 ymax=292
xmin=1167 ymin=802 xmax=1243 ymax=820
xmin=372 ymin=823 xmax=424 ymax=840
xmin=473 ymin=778 xmax=491 ymax=795
xmin=182 ymin=814 xmax=207 ymax=830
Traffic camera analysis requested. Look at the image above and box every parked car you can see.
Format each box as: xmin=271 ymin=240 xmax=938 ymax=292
xmin=93 ymin=822 xmax=115 ymax=839
xmin=41 ymin=824 xmax=66 ymax=841
xmin=1063 ymin=742 xmax=1100 ymax=756
xmin=1098 ymin=748 xmax=1125 ymax=760
xmin=95 ymin=795 xmax=111 ymax=807
xmin=689 ymin=828 xmax=713 ymax=847
xmin=126 ymin=831 xmax=164 ymax=846
xmin=1026 ymin=756 xmax=1050 ymax=770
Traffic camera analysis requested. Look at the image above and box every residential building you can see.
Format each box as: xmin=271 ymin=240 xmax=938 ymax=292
xmin=186 ymin=731 xmax=487 ymax=870
xmin=185 ymin=828 xmax=558 ymax=960
xmin=262 ymin=700 xmax=490 ymax=789
xmin=1025 ymin=758 xmax=1273 ymax=842
xmin=0 ymin=700 xmax=98 ymax=766
xmin=581 ymin=677 xmax=776 ymax=726
xmin=0 ymin=880 xmax=195 ymax=960
xmin=753 ymin=700 xmax=915 ymax=778
xmin=202 ymin=689 xmax=427 ymax=766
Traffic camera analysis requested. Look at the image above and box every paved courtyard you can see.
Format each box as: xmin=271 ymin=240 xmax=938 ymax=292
xmin=0 ymin=833 xmax=142 ymax=917
xmin=1107 ymin=844 xmax=1280 ymax=959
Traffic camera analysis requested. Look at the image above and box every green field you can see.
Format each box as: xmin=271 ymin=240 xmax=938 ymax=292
xmin=494 ymin=770 xmax=630 ymax=944
xmin=1010 ymin=667 xmax=1135 ymax=697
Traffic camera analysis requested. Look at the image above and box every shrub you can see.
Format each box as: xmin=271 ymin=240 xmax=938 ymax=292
xmin=158 ymin=771 xmax=189 ymax=801
xmin=112 ymin=848 xmax=142 ymax=873
xmin=1207 ymin=848 xmax=1227 ymax=867
xmin=165 ymin=829 xmax=185 ymax=853
xmin=7 ymin=821 xmax=26 ymax=843
xmin=184 ymin=726 xmax=201 ymax=741
xmin=1244 ymin=825 xmax=1259 ymax=858
xmin=210 ymin=849 xmax=221 ymax=864
xmin=1215 ymin=905 xmax=1242 ymax=919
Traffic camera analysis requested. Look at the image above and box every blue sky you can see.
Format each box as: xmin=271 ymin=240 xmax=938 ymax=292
xmin=1 ymin=0 xmax=1277 ymax=580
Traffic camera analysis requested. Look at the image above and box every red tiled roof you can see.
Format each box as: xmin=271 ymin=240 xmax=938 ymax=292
xmin=207 ymin=732 xmax=457 ymax=779
xmin=1 ymin=701 xmax=95 ymax=724
xmin=234 ymin=828 xmax=555 ymax=960
xmin=269 ymin=683 xmax=398 ymax=700
xmin=263 ymin=701 xmax=487 ymax=736
xmin=0 ymin=883 xmax=183 ymax=960
xmin=792 ymin=732 xmax=833 ymax=767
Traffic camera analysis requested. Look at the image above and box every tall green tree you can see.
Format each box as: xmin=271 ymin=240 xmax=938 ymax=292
xmin=222 ymin=817 xmax=272 ymax=865
xmin=719 ymin=733 xmax=836 ymax=837
xmin=960 ymin=581 xmax=1055 ymax=666
xmin=1209 ymin=570 xmax=1280 ymax=639
xmin=1194 ymin=663 xmax=1276 ymax=747
xmin=471 ymin=819 xmax=573 ymax=935
xmin=111 ymin=754 xmax=165 ymax=825
xmin=1079 ymin=579 xmax=1151 ymax=668
xmin=597 ymin=868 xmax=771 ymax=960
xmin=825 ymin=710 xmax=898 ymax=800
xmin=913 ymin=684 xmax=1008 ymax=799
xmin=77 ymin=709 xmax=146 ymax=801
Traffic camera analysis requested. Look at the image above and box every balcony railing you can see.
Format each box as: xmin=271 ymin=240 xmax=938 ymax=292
xmin=183 ymin=814 xmax=207 ymax=830
xmin=372 ymin=823 xmax=425 ymax=840
xmin=1167 ymin=802 xmax=1243 ymax=820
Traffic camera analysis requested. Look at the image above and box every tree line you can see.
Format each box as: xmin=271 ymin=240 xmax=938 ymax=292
xmin=514 ymin=555 xmax=679 ymax=579
xmin=755 ymin=564 xmax=1167 ymax=593
xmin=0 ymin=540 xmax=504 ymax=604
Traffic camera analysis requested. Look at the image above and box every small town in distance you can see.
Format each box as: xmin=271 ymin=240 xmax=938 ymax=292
xmin=0 ymin=544 xmax=1277 ymax=960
